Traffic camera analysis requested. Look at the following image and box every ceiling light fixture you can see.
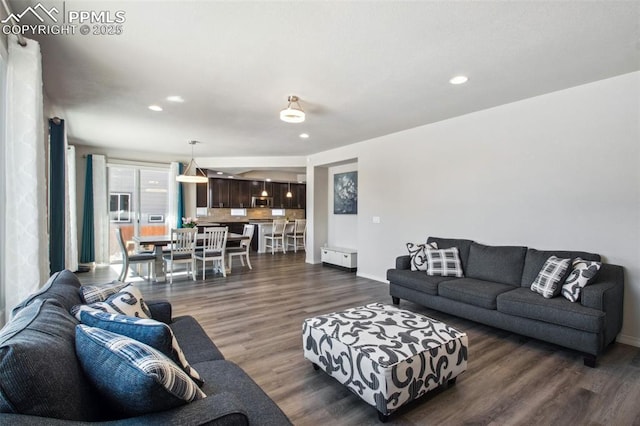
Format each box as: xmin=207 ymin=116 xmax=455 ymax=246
xmin=166 ymin=95 xmax=185 ymax=103
xmin=286 ymin=182 xmax=293 ymax=198
xmin=148 ymin=105 xmax=163 ymax=112
xmin=280 ymin=95 xmax=305 ymax=123
xmin=449 ymin=75 xmax=469 ymax=85
xmin=261 ymin=181 xmax=268 ymax=197
xmin=299 ymin=133 xmax=309 ymax=139
xmin=176 ymin=140 xmax=208 ymax=184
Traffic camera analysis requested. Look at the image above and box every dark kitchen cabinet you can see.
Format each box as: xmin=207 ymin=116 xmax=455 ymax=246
xmin=209 ymin=178 xmax=230 ymax=208
xmin=229 ymin=179 xmax=252 ymax=208
xmin=272 ymin=182 xmax=286 ymax=208
xmin=288 ymin=183 xmax=306 ymax=209
xmin=196 ymin=181 xmax=208 ymax=207
xmin=209 ymin=178 xmax=305 ymax=209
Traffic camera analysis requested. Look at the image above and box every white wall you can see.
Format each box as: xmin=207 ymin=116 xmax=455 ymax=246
xmin=308 ymin=72 xmax=640 ymax=346
xmin=328 ymin=163 xmax=358 ymax=249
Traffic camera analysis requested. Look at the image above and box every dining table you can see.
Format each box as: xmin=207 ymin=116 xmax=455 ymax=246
xmin=133 ymin=232 xmax=249 ymax=282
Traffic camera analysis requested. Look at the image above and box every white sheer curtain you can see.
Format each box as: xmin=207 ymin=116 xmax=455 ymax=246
xmin=65 ymin=145 xmax=78 ymax=272
xmin=92 ymin=154 xmax=109 ymax=265
xmin=3 ymin=35 xmax=49 ymax=321
xmin=167 ymin=162 xmax=180 ymax=229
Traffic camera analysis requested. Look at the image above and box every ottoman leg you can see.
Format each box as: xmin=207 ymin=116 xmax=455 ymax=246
xmin=391 ymin=297 xmax=400 ymax=305
xmin=312 ymin=363 xmax=320 ymax=371
xmin=377 ymin=411 xmax=389 ymax=423
xmin=448 ymin=377 xmax=457 ymax=386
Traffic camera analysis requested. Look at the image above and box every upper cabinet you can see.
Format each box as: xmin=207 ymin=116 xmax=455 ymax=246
xmin=209 ymin=178 xmax=230 ymax=208
xmin=229 ymin=179 xmax=252 ymax=208
xmin=207 ymin=177 xmax=306 ymax=209
xmin=196 ymin=181 xmax=208 ymax=207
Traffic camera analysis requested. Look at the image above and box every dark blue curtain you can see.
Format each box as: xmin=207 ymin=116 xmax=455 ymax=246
xmin=49 ymin=118 xmax=65 ymax=274
xmin=177 ymin=163 xmax=184 ymax=228
xmin=80 ymin=155 xmax=95 ymax=263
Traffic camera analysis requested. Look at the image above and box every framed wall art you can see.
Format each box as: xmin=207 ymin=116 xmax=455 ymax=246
xmin=333 ymin=171 xmax=358 ymax=214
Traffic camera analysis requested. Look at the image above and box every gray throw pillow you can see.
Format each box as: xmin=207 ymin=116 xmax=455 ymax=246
xmin=0 ymin=299 xmax=103 ymax=420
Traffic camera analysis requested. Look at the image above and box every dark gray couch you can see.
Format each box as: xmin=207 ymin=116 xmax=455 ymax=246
xmin=387 ymin=237 xmax=624 ymax=367
xmin=0 ymin=270 xmax=291 ymax=425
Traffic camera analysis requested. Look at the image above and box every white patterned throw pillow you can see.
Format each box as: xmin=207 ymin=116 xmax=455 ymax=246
xmin=531 ymin=256 xmax=572 ymax=298
xmin=71 ymin=284 xmax=151 ymax=321
xmin=425 ymin=247 xmax=464 ymax=277
xmin=406 ymin=241 xmax=438 ymax=271
xmin=79 ymin=281 xmax=129 ymax=304
xmin=561 ymin=257 xmax=602 ymax=302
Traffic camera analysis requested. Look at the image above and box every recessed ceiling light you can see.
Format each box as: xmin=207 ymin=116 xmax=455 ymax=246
xmin=266 ymin=178 xmax=272 ymax=182
xmin=167 ymin=95 xmax=185 ymax=103
xmin=216 ymin=171 xmax=224 ymax=175
xmin=449 ymin=75 xmax=469 ymax=85
xmin=299 ymin=133 xmax=310 ymax=139
xmin=148 ymin=105 xmax=163 ymax=112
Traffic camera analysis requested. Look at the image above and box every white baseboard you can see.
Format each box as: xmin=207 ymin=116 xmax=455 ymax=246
xmin=356 ymin=272 xmax=387 ymax=283
xmin=616 ymin=334 xmax=640 ymax=348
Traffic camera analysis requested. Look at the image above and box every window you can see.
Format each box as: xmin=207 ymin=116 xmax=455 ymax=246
xmin=110 ymin=192 xmax=131 ymax=222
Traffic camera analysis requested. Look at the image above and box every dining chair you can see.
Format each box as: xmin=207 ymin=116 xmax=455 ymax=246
xmin=194 ymin=227 xmax=228 ymax=279
xmin=114 ymin=228 xmax=156 ymax=282
xmin=264 ymin=219 xmax=287 ymax=254
xmin=285 ymin=219 xmax=307 ymax=253
xmin=227 ymin=224 xmax=255 ymax=271
xmin=162 ymin=227 xmax=198 ymax=284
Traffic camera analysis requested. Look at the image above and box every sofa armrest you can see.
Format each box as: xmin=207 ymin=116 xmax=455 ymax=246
xmin=0 ymin=392 xmax=248 ymax=426
xmin=581 ymin=263 xmax=624 ymax=347
xmin=395 ymin=255 xmax=411 ymax=270
xmin=146 ymin=299 xmax=172 ymax=324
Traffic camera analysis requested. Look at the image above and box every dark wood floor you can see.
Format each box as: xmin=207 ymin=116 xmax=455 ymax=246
xmin=79 ymin=253 xmax=640 ymax=426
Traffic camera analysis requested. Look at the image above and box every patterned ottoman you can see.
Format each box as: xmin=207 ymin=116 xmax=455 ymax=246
xmin=302 ymin=303 xmax=467 ymax=421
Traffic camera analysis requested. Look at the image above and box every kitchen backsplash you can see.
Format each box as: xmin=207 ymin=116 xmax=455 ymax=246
xmin=199 ymin=208 xmax=305 ymax=222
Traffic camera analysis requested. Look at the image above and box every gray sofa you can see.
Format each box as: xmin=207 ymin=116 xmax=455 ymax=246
xmin=387 ymin=237 xmax=624 ymax=367
xmin=0 ymin=270 xmax=291 ymax=425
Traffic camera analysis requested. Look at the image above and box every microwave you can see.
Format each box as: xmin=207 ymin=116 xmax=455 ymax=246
xmin=251 ymin=196 xmax=273 ymax=208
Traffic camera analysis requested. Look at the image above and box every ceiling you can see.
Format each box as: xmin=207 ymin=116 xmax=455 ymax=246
xmin=8 ymin=1 xmax=640 ymax=164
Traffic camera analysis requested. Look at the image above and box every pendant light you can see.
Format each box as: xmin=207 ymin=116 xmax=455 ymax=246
xmin=261 ymin=181 xmax=268 ymax=197
xmin=279 ymin=95 xmax=305 ymax=123
xmin=286 ymin=182 xmax=293 ymax=198
xmin=176 ymin=140 xmax=208 ymax=183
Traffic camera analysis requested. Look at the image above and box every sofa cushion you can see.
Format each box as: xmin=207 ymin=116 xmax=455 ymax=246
xmin=426 ymin=237 xmax=473 ymax=272
xmin=196 ymin=360 xmax=291 ymax=425
xmin=438 ymin=278 xmax=515 ymax=309
xmin=561 ymin=258 xmax=602 ymax=302
xmin=80 ymin=281 xmax=129 ymax=304
xmin=520 ymin=248 xmax=601 ymax=287
xmin=80 ymin=311 xmax=203 ymax=386
xmin=406 ymin=241 xmax=437 ymax=271
xmin=497 ymin=288 xmax=604 ymax=333
xmin=530 ymin=256 xmax=572 ymax=299
xmin=386 ymin=269 xmax=457 ymax=295
xmin=425 ymin=247 xmax=464 ymax=277
xmin=11 ymin=269 xmax=83 ymax=317
xmin=71 ymin=284 xmax=152 ymax=320
xmin=170 ymin=316 xmax=226 ymax=363
xmin=0 ymin=299 xmax=103 ymax=421
xmin=465 ymin=242 xmax=527 ymax=287
xmin=75 ymin=325 xmax=206 ymax=417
